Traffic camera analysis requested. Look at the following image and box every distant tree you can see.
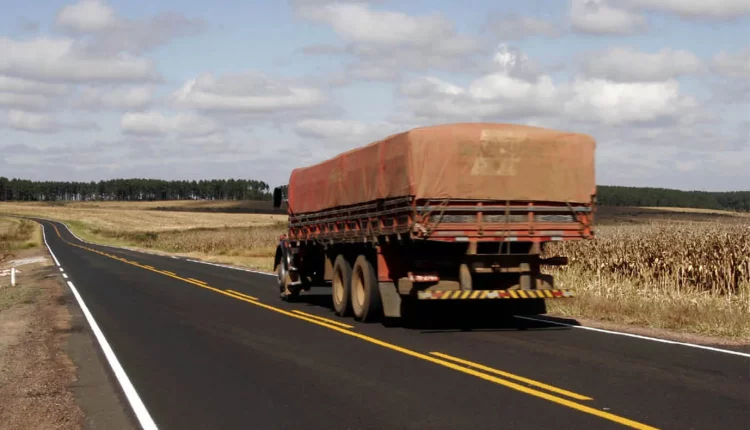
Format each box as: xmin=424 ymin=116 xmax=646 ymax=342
xmin=0 ymin=179 xmax=747 ymax=211
xmin=0 ymin=178 xmax=277 ymax=202
xmin=597 ymin=186 xmax=750 ymax=212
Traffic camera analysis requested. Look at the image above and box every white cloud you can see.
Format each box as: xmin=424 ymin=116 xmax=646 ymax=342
xmin=298 ymin=2 xmax=480 ymax=80
xmin=7 ymin=110 xmax=59 ymax=133
xmin=569 ymin=0 xmax=646 ymax=34
xmin=56 ymin=0 xmax=118 ymax=32
xmin=485 ymin=14 xmax=561 ymax=40
xmin=55 ymin=0 xmax=204 ymax=54
xmin=712 ymin=49 xmax=750 ymax=79
xmin=295 ymin=119 xmax=400 ymax=140
xmin=469 ymin=74 xmax=558 ymax=103
xmin=624 ymin=0 xmax=750 ymax=19
xmin=121 ymin=111 xmax=220 ymax=137
xmin=0 ymin=93 xmax=56 ymax=110
xmin=399 ymin=45 xmax=700 ymax=127
xmin=0 ymin=75 xmax=68 ymax=95
xmin=76 ymin=86 xmax=152 ymax=110
xmin=565 ymin=78 xmax=696 ymax=125
xmin=121 ymin=112 xmax=172 ymax=135
xmin=402 ymin=75 xmax=560 ymax=121
xmin=490 ymin=44 xmax=541 ymax=80
xmin=400 ymin=46 xmax=560 ymax=121
xmin=173 ymin=72 xmax=327 ymax=113
xmin=3 ymin=110 xmax=98 ymax=134
xmin=583 ymin=47 xmax=704 ymax=81
xmin=180 ymin=132 xmax=229 ymax=146
xmin=293 ymin=118 xmax=407 ymax=155
xmin=0 ymin=37 xmax=156 ymax=83
xmin=400 ymin=77 xmax=465 ymax=98
xmin=299 ymin=3 xmax=465 ymax=48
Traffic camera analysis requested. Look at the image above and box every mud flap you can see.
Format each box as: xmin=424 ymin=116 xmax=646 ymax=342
xmin=378 ymin=282 xmax=402 ymax=318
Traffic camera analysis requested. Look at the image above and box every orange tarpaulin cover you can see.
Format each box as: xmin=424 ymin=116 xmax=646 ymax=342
xmin=288 ymin=123 xmax=596 ymax=214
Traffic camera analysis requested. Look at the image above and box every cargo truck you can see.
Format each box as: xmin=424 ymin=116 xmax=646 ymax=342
xmin=272 ymin=123 xmax=596 ymax=322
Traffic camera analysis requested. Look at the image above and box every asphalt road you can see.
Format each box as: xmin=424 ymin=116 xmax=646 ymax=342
xmin=36 ymin=219 xmax=749 ymax=430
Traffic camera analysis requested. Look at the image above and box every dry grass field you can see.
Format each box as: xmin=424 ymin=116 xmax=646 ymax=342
xmin=544 ymin=219 xmax=750 ymax=339
xmin=1 ymin=200 xmax=748 ymax=339
xmin=0 ymin=217 xmax=42 ymax=252
xmin=0 ymin=202 xmax=285 ymax=269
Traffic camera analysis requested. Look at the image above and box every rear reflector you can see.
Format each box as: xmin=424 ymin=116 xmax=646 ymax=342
xmin=408 ymin=273 xmax=440 ymax=283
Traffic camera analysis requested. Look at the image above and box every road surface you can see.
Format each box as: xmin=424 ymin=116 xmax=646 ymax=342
xmin=37 ymin=219 xmax=749 ymax=430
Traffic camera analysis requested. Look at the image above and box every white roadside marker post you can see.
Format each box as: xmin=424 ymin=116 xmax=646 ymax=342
xmin=11 ymin=267 xmax=16 ymax=287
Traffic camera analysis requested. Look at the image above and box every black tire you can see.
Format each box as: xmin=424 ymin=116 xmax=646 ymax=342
xmin=332 ymin=255 xmax=352 ymax=316
xmin=351 ymin=255 xmax=382 ymax=322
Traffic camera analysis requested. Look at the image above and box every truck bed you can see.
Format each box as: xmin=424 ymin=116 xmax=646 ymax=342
xmin=287 ymin=197 xmax=594 ymax=244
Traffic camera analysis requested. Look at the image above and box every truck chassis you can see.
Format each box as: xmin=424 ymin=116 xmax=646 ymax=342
xmin=274 ymin=196 xmax=594 ymax=322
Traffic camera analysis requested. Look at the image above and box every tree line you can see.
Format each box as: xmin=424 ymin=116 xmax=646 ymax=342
xmin=596 ymin=186 xmax=750 ymax=212
xmin=0 ymin=178 xmax=274 ymax=201
xmin=0 ymin=178 xmax=747 ymax=211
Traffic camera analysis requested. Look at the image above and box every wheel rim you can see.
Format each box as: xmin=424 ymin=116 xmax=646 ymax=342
xmin=333 ymin=269 xmax=344 ymax=304
xmin=277 ymin=264 xmax=286 ymax=290
xmin=353 ymin=266 xmax=365 ymax=310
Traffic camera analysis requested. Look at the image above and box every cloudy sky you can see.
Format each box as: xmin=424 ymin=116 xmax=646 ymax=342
xmin=0 ymin=0 xmax=748 ymax=191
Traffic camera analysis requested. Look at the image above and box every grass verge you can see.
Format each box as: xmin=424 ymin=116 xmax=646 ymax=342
xmin=546 ymin=268 xmax=749 ymax=340
xmin=0 ymin=217 xmax=42 ymax=252
xmin=0 ymin=251 xmax=84 ymax=429
xmin=0 ymin=283 xmax=39 ymax=311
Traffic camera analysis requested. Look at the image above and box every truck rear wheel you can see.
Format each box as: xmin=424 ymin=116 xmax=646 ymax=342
xmin=351 ymin=255 xmax=382 ymax=322
xmin=332 ymin=255 xmax=352 ymax=316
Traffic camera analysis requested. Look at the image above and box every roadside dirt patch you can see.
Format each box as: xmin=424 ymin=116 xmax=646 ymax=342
xmin=0 ymin=261 xmax=85 ymax=429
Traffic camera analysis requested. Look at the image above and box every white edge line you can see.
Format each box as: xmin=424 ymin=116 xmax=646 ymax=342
xmin=514 ymin=315 xmax=750 ymax=358
xmin=62 ymin=273 xmax=68 ymax=279
xmin=40 ymin=222 xmax=159 ymax=430
xmin=41 ymin=224 xmax=61 ymax=267
xmin=65 ymin=280 xmax=159 ymax=430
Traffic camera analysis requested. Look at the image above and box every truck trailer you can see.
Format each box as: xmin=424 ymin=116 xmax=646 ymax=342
xmin=272 ymin=123 xmax=596 ymax=322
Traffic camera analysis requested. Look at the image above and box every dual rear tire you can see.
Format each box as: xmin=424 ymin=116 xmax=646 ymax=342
xmin=332 ymin=254 xmax=382 ymax=322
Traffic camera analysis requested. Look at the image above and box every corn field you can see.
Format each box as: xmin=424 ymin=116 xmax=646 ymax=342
xmin=129 ymin=225 xmax=283 ymax=256
xmin=543 ymin=220 xmax=750 ymax=296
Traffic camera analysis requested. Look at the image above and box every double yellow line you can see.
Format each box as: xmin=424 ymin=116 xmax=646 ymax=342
xmin=51 ymin=224 xmax=657 ymax=430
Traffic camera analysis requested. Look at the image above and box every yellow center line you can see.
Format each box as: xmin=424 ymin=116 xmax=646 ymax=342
xmin=188 ymin=278 xmax=208 ymax=285
xmin=226 ymin=290 xmax=259 ymax=301
xmin=291 ymin=310 xmax=354 ymax=329
xmin=49 ymin=223 xmax=658 ymax=430
xmin=430 ymin=352 xmax=592 ymax=401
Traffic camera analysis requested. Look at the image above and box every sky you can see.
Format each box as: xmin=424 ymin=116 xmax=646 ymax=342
xmin=0 ymin=0 xmax=748 ymax=191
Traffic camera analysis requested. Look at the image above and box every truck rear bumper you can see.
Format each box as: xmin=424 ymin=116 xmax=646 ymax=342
xmin=417 ymin=289 xmax=574 ymax=300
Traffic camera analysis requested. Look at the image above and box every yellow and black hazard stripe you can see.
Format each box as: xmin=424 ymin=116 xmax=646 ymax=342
xmin=417 ymin=289 xmax=574 ymax=300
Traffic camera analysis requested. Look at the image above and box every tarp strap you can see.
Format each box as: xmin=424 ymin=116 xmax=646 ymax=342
xmin=423 ymin=198 xmax=451 ymax=238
